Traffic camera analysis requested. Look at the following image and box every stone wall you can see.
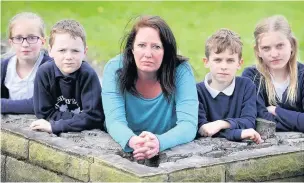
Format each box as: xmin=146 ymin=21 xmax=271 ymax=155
xmin=1 ymin=114 xmax=304 ymax=182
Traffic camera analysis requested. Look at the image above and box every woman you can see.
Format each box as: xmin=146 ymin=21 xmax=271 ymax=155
xmin=102 ymin=15 xmax=198 ymax=160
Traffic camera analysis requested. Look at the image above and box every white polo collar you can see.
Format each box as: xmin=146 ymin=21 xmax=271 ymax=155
xmin=204 ymin=73 xmax=235 ymax=98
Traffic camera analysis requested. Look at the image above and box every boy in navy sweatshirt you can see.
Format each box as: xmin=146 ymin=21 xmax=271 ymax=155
xmin=30 ymin=19 xmax=104 ymax=135
xmin=197 ymin=28 xmax=262 ymax=143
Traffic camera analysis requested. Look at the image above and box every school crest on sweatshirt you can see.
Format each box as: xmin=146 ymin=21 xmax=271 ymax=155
xmin=55 ymin=95 xmax=81 ymax=114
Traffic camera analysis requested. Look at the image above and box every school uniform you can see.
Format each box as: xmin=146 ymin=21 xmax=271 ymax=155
xmin=197 ymin=73 xmax=257 ymax=141
xmin=34 ymin=61 xmax=105 ymax=135
xmin=1 ymin=50 xmax=51 ymax=114
xmin=242 ymin=62 xmax=304 ymax=132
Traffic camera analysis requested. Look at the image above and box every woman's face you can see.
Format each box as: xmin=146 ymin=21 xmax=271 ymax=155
xmin=132 ymin=27 xmax=164 ymax=76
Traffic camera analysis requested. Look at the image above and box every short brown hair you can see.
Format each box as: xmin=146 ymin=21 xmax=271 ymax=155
xmin=205 ymin=28 xmax=243 ymax=59
xmin=49 ymin=19 xmax=86 ymax=48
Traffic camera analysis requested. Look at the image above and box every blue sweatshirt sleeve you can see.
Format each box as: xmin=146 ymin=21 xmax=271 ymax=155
xmin=275 ymin=107 xmax=304 ymax=132
xmin=242 ymin=67 xmax=304 ymax=132
xmin=1 ymin=58 xmax=9 ymax=99
xmin=155 ymin=62 xmax=198 ymax=151
xmin=1 ymin=57 xmax=34 ymax=114
xmin=218 ymin=129 xmax=243 ymax=141
xmin=224 ymin=81 xmax=257 ymax=130
xmin=1 ymin=98 xmax=34 ymax=114
xmin=102 ymin=56 xmax=136 ymax=152
xmin=275 ymin=69 xmax=304 ymax=132
xmin=34 ymin=65 xmax=104 ymax=135
xmin=1 ymin=52 xmax=51 ymax=114
xmin=1 ymin=56 xmax=35 ymax=114
xmin=197 ymin=83 xmax=209 ymax=129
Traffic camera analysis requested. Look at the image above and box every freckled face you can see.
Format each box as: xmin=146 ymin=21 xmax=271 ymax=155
xmin=49 ymin=33 xmax=87 ymax=75
xmin=205 ymin=49 xmax=242 ymax=84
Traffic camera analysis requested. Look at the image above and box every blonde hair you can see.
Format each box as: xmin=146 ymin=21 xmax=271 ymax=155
xmin=205 ymin=28 xmax=243 ymax=60
xmin=254 ymin=15 xmax=298 ymax=106
xmin=8 ymin=12 xmax=45 ymax=38
xmin=49 ymin=19 xmax=86 ymax=48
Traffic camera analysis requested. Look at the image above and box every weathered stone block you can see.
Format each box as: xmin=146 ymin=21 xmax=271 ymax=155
xmin=2 ymin=115 xmax=304 ymax=182
xmin=268 ymin=175 xmax=304 ymax=182
xmin=90 ymin=158 xmax=167 ymax=182
xmin=168 ymin=165 xmax=225 ymax=182
xmin=1 ymin=155 xmax=6 ymax=182
xmin=226 ymin=152 xmax=304 ymax=181
xmin=90 ymin=162 xmax=140 ymax=182
xmin=1 ymin=131 xmax=28 ymax=159
xmin=29 ymin=141 xmax=90 ymax=181
xmin=256 ymin=118 xmax=276 ymax=139
xmin=276 ymin=132 xmax=304 ymax=139
xmin=5 ymin=156 xmax=77 ymax=182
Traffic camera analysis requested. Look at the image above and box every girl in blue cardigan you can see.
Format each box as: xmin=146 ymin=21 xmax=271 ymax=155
xmin=1 ymin=12 xmax=51 ymax=114
xmin=242 ymin=15 xmax=304 ymax=132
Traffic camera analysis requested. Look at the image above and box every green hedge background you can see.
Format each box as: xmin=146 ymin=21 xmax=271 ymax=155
xmin=2 ymin=1 xmax=303 ymax=81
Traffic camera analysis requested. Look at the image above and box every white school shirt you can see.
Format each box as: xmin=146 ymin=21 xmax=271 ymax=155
xmin=270 ymin=74 xmax=290 ymax=101
xmin=204 ymin=73 xmax=236 ymax=98
xmin=4 ymin=52 xmax=43 ymax=100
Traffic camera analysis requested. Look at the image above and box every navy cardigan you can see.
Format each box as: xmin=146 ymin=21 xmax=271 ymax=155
xmin=1 ymin=51 xmax=52 ymax=114
xmin=242 ymin=62 xmax=304 ymax=132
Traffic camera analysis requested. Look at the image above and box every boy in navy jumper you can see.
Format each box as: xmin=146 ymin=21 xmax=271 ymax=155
xmin=197 ymin=28 xmax=262 ymax=143
xmin=30 ymin=19 xmax=104 ymax=134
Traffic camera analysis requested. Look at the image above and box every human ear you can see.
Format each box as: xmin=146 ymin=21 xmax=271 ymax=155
xmin=48 ymin=45 xmax=53 ymax=57
xmin=84 ymin=46 xmax=88 ymax=55
xmin=40 ymin=37 xmax=46 ymax=45
xmin=203 ymin=57 xmax=210 ymax=68
xmin=237 ymin=59 xmax=244 ymax=70
xmin=254 ymin=45 xmax=262 ymax=58
xmin=8 ymin=39 xmax=13 ymax=47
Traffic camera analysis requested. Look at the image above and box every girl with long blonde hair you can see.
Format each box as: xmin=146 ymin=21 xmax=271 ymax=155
xmin=1 ymin=12 xmax=51 ymax=114
xmin=242 ymin=15 xmax=304 ymax=132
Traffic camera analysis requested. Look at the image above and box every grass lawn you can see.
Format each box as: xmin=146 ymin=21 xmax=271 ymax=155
xmin=1 ymin=1 xmax=303 ymax=81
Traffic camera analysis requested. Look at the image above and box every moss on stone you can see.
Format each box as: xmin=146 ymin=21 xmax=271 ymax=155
xmin=29 ymin=141 xmax=90 ymax=181
xmin=1 ymin=131 xmax=28 ymax=159
xmin=168 ymin=165 xmax=225 ymax=182
xmin=5 ymin=156 xmax=73 ymax=182
xmin=227 ymin=152 xmax=304 ymax=181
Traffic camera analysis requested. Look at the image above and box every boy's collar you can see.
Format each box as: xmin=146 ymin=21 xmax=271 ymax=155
xmin=54 ymin=62 xmax=77 ymax=80
xmin=204 ymin=73 xmax=235 ymax=98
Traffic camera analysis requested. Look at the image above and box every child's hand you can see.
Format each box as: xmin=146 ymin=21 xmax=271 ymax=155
xmin=267 ymin=106 xmax=277 ymax=116
xmin=241 ymin=128 xmax=263 ymax=144
xmin=30 ymin=119 xmax=52 ymax=133
xmin=199 ymin=121 xmax=222 ymax=137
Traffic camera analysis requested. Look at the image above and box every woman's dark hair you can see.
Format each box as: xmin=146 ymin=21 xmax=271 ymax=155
xmin=117 ymin=15 xmax=187 ymax=101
